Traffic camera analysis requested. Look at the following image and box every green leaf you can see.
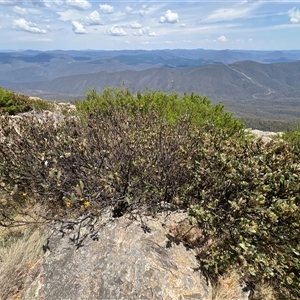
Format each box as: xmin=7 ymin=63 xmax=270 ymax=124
xmin=79 ymin=180 xmax=84 ymax=190
xmin=239 ymin=242 xmax=247 ymax=251
xmin=70 ymin=193 xmax=76 ymax=202
xmin=57 ymin=170 xmax=62 ymax=180
xmin=13 ymin=184 xmax=18 ymax=194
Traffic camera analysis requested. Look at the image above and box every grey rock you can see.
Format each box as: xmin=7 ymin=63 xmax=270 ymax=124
xmin=22 ymin=212 xmax=212 ymax=300
xmin=246 ymin=129 xmax=282 ymax=143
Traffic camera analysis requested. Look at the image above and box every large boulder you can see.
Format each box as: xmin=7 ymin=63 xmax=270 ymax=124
xmin=22 ymin=212 xmax=212 ymax=300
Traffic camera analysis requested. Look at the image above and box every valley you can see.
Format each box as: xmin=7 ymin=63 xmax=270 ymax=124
xmin=1 ymin=48 xmax=300 ymax=130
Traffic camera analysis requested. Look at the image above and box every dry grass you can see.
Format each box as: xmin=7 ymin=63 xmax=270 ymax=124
xmin=212 ymin=271 xmax=278 ymax=300
xmin=212 ymin=271 xmax=245 ymax=300
xmin=0 ymin=204 xmax=47 ymax=300
xmin=252 ymin=283 xmax=277 ymax=300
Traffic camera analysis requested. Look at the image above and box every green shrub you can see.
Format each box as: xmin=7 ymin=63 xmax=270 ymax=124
xmin=1 ymin=88 xmax=299 ymax=299
xmin=187 ymin=134 xmax=300 ymax=299
xmin=0 ymin=87 xmax=53 ymax=115
xmin=75 ymin=88 xmax=244 ymax=135
xmin=282 ymin=122 xmax=300 ymax=148
xmin=0 ymin=88 xmax=246 ymax=217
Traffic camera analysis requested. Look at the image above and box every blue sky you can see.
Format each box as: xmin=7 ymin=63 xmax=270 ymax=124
xmin=0 ymin=1 xmax=300 ymax=50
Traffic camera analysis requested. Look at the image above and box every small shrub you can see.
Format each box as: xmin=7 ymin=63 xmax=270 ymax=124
xmin=282 ymin=122 xmax=300 ymax=148
xmin=75 ymin=88 xmax=244 ymax=135
xmin=0 ymin=87 xmax=53 ymax=115
xmin=187 ymin=134 xmax=300 ymax=299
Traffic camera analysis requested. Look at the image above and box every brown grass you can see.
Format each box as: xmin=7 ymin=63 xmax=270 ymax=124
xmin=0 ymin=204 xmax=46 ymax=300
xmin=212 ymin=271 xmax=277 ymax=300
xmin=212 ymin=271 xmax=245 ymax=300
xmin=252 ymin=283 xmax=277 ymax=300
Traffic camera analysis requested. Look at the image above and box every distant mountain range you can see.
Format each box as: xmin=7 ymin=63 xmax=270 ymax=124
xmin=0 ymin=49 xmax=300 ymax=122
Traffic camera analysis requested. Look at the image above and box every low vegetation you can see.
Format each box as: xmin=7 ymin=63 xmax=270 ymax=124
xmin=0 ymin=86 xmax=53 ymax=115
xmin=242 ymin=117 xmax=298 ymax=133
xmin=0 ymin=202 xmax=46 ymax=300
xmin=282 ymin=122 xmax=300 ymax=148
xmin=76 ymin=88 xmax=243 ymax=133
xmin=0 ymin=87 xmax=299 ymax=299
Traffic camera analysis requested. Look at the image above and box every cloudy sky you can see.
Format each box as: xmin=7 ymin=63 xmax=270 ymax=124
xmin=0 ymin=0 xmax=300 ymax=51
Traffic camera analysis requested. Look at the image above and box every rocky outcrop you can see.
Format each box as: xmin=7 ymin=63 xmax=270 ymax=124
xmin=246 ymin=129 xmax=282 ymax=143
xmin=22 ymin=212 xmax=213 ymax=300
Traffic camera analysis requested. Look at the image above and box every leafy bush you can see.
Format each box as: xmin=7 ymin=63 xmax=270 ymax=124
xmin=0 ymin=109 xmax=205 ymax=217
xmin=282 ymin=122 xmax=300 ymax=148
xmin=0 ymin=88 xmax=246 ymax=217
xmin=75 ymin=88 xmax=244 ymax=135
xmin=187 ymin=135 xmax=300 ymax=299
xmin=0 ymin=88 xmax=299 ymax=299
xmin=0 ymin=87 xmax=53 ymax=115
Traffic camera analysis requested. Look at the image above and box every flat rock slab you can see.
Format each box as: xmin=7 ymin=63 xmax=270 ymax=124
xmin=23 ymin=213 xmax=212 ymax=300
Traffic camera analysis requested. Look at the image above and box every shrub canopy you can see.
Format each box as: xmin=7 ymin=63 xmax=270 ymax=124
xmin=0 ymin=88 xmax=299 ymax=299
xmin=0 ymin=87 xmax=53 ymax=115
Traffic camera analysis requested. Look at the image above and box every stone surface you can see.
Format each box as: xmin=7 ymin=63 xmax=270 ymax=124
xmin=246 ymin=129 xmax=282 ymax=143
xmin=22 ymin=212 xmax=212 ymax=300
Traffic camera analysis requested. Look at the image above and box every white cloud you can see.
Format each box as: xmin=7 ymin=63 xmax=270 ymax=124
xmin=141 ymin=41 xmax=149 ymax=45
xmin=66 ymin=0 xmax=91 ymax=11
xmin=13 ymin=6 xmax=28 ymax=15
xmin=139 ymin=5 xmax=149 ymax=17
xmin=85 ymin=11 xmax=104 ymax=25
xmin=290 ymin=18 xmax=299 ymax=23
xmin=148 ymin=31 xmax=157 ymax=37
xmin=218 ymin=35 xmax=227 ymax=42
xmin=132 ymin=26 xmax=153 ymax=36
xmin=131 ymin=22 xmax=142 ymax=29
xmin=99 ymin=4 xmax=114 ymax=14
xmin=180 ymin=23 xmax=186 ymax=27
xmin=268 ymin=22 xmax=300 ymax=30
xmin=57 ymin=10 xmax=83 ymax=21
xmin=204 ymin=5 xmax=257 ymax=23
xmin=53 ymin=0 xmax=63 ymax=6
xmin=72 ymin=20 xmax=87 ymax=34
xmin=31 ymin=0 xmax=48 ymax=8
xmin=132 ymin=28 xmax=144 ymax=36
xmin=12 ymin=18 xmax=47 ymax=34
xmin=288 ymin=7 xmax=300 ymax=23
xmin=106 ymin=25 xmax=127 ymax=36
xmin=0 ymin=0 xmax=22 ymax=5
xmin=159 ymin=10 xmax=179 ymax=24
xmin=125 ymin=6 xmax=133 ymax=14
